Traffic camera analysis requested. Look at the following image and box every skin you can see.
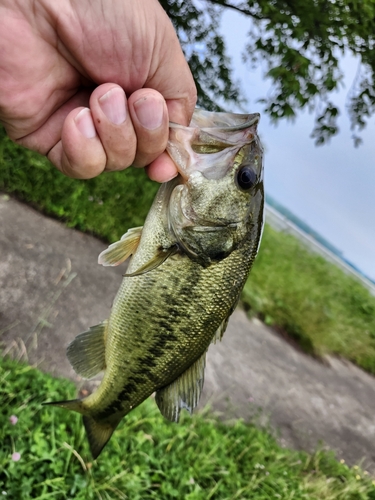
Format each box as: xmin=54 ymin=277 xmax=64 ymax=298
xmin=0 ymin=0 xmax=197 ymax=182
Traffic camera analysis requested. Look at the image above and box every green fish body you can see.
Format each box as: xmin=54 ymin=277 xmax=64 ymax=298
xmin=45 ymin=109 xmax=264 ymax=459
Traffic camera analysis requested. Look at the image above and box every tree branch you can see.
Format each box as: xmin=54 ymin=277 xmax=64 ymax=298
xmin=204 ymin=0 xmax=262 ymax=20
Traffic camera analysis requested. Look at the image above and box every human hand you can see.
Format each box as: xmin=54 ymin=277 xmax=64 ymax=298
xmin=0 ymin=0 xmax=197 ymax=182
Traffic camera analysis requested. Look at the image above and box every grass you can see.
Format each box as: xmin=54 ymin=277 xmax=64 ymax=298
xmin=1 ymin=355 xmax=375 ymax=500
xmin=1 ymin=126 xmax=375 ymax=374
xmin=0 ymin=127 xmax=159 ymax=242
xmin=243 ymin=226 xmax=375 ymax=371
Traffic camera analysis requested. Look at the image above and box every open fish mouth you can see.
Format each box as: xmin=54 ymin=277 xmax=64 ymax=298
xmin=167 ymin=110 xmax=261 ymax=180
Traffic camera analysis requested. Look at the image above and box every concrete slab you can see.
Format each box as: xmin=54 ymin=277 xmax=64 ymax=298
xmin=1 ymin=194 xmax=375 ymax=471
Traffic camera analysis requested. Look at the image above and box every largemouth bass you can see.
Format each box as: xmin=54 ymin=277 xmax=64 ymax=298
xmin=45 ymin=109 xmax=264 ymax=459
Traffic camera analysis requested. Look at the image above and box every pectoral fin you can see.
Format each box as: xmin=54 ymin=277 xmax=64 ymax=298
xmin=155 ymin=351 xmax=206 ymax=422
xmin=124 ymin=245 xmax=179 ymax=277
xmin=98 ymin=227 xmax=143 ymax=266
xmin=66 ymin=321 xmax=108 ymax=379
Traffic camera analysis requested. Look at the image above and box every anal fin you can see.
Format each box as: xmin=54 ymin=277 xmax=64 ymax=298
xmin=67 ymin=321 xmax=108 ymax=379
xmin=98 ymin=226 xmax=143 ymax=266
xmin=155 ymin=351 xmax=206 ymax=422
xmin=42 ymin=398 xmax=84 ymax=414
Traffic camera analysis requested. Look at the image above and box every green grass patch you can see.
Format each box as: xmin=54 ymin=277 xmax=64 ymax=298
xmin=243 ymin=226 xmax=375 ymax=372
xmin=0 ymin=127 xmax=159 ymax=242
xmin=1 ymin=355 xmax=375 ymax=499
xmin=1 ymin=127 xmax=375 ymax=373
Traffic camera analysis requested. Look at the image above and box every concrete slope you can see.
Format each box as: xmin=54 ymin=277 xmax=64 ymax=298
xmin=1 ymin=194 xmax=375 ymax=471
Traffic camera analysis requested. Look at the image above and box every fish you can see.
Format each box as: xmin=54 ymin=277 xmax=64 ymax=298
xmin=44 ymin=108 xmax=264 ymax=459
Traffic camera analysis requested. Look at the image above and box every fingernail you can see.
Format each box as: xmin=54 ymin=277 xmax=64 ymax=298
xmin=134 ymin=96 xmax=164 ymax=130
xmin=75 ymin=108 xmax=96 ymax=139
xmin=99 ymin=87 xmax=126 ymax=125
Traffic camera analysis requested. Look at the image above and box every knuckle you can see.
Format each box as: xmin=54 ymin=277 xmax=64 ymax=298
xmin=132 ymin=132 xmax=168 ymax=168
xmin=139 ymin=131 xmax=168 ymax=156
xmin=62 ymin=148 xmax=106 ymax=179
xmin=104 ymin=136 xmax=137 ymax=171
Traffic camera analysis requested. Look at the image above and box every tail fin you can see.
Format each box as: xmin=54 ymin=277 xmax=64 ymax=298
xmin=83 ymin=415 xmax=118 ymax=459
xmin=43 ymin=399 xmax=118 ymax=459
xmin=42 ymin=398 xmax=84 ymax=414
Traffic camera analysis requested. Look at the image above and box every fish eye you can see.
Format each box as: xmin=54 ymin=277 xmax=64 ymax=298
xmin=236 ymin=165 xmax=257 ymax=191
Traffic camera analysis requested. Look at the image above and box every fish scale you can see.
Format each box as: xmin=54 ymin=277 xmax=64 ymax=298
xmin=44 ymin=109 xmax=264 ymax=459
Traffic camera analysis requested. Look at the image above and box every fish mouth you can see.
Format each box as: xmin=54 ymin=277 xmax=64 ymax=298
xmin=167 ymin=110 xmax=261 ymax=180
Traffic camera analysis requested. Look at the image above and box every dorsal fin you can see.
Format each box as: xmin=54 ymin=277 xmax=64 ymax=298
xmin=66 ymin=321 xmax=108 ymax=379
xmin=98 ymin=227 xmax=143 ymax=266
xmin=155 ymin=351 xmax=206 ymax=422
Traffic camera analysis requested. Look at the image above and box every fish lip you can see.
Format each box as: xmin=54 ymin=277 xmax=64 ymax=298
xmin=169 ymin=110 xmax=260 ymax=132
xmin=169 ymin=114 xmax=259 ymax=133
xmin=197 ymin=113 xmax=260 ymax=133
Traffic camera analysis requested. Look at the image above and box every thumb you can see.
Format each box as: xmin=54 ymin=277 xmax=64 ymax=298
xmin=145 ymin=11 xmax=197 ymax=126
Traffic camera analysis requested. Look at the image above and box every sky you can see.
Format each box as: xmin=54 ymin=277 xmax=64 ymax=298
xmin=220 ymin=9 xmax=375 ymax=281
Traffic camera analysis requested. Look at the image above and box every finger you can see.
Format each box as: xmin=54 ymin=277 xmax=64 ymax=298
xmin=13 ymin=88 xmax=92 ymax=155
xmin=146 ymin=152 xmax=178 ymax=183
xmin=165 ymin=96 xmax=196 ymax=127
xmin=127 ymin=89 xmax=169 ymax=168
xmin=89 ymin=83 xmax=138 ymax=171
xmin=48 ymin=106 xmax=106 ymax=179
xmin=142 ymin=2 xmax=197 ymax=127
